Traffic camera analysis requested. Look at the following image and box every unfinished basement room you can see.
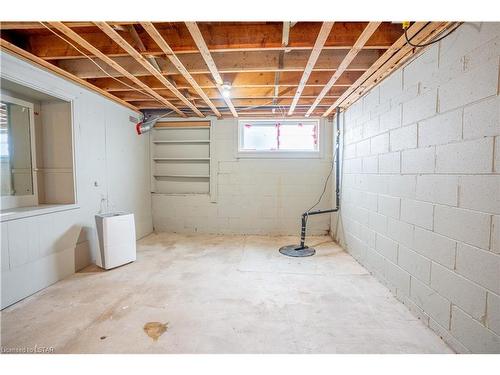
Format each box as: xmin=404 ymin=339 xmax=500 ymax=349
xmin=0 ymin=2 xmax=499 ymax=369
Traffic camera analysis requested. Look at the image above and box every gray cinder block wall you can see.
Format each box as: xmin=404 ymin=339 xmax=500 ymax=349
xmin=152 ymin=118 xmax=333 ymax=235
xmin=334 ymin=23 xmax=500 ymax=353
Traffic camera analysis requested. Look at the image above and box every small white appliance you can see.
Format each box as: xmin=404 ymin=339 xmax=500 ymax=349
xmin=95 ymin=212 xmax=136 ymax=270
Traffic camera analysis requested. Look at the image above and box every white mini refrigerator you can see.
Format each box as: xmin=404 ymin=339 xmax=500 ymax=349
xmin=95 ymin=212 xmax=137 ymax=270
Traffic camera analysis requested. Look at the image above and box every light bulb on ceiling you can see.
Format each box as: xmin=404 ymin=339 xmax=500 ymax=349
xmin=222 ymin=82 xmax=232 ymax=98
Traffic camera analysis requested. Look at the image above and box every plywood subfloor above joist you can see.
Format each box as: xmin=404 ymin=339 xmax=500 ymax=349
xmin=0 ymin=21 xmax=459 ymax=118
xmin=4 ymin=22 xmax=405 ymax=59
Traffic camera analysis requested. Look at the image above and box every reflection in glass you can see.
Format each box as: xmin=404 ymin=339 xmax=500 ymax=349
xmin=0 ymin=101 xmax=34 ymax=197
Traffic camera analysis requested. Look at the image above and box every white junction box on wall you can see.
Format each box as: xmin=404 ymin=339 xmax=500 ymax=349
xmin=95 ymin=212 xmax=137 ymax=270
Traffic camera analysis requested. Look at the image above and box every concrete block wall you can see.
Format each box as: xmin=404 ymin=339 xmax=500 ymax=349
xmin=152 ymin=118 xmax=333 ymax=235
xmin=334 ymin=23 xmax=500 ymax=353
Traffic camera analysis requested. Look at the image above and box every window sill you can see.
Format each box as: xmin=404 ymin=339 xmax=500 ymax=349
xmin=0 ymin=203 xmax=80 ymax=222
xmin=236 ymin=151 xmax=321 ymax=159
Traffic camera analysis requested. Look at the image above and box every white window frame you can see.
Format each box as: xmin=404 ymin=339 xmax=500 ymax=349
xmin=0 ymin=95 xmax=38 ymax=210
xmin=236 ymin=118 xmax=322 ymax=159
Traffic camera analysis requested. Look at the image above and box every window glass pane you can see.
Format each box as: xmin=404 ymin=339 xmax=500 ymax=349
xmin=239 ymin=120 xmax=319 ymax=152
xmin=278 ymin=121 xmax=317 ymax=150
xmin=241 ymin=123 xmax=278 ymax=150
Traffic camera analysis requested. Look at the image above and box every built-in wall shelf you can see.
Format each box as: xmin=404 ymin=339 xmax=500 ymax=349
xmin=153 ymin=140 xmax=210 ymax=144
xmin=153 ymin=174 xmax=210 ymax=179
xmin=153 ymin=157 xmax=210 ymax=162
xmin=151 ymin=120 xmax=211 ymax=194
xmin=154 ymin=126 xmax=209 ymax=130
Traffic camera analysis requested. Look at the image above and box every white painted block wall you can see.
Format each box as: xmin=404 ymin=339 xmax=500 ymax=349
xmin=334 ymin=23 xmax=500 ymax=353
xmin=152 ymin=118 xmax=333 ymax=235
xmin=1 ymin=52 xmax=153 ymax=308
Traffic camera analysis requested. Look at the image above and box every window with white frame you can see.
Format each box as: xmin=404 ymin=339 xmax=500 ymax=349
xmin=238 ymin=119 xmax=320 ymax=156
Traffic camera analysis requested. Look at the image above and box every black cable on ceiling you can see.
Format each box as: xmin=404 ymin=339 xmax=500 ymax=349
xmin=404 ymin=24 xmax=459 ymax=48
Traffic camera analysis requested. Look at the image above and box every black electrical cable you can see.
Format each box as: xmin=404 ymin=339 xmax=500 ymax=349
xmin=305 ymin=147 xmax=337 ymax=214
xmin=303 ymin=141 xmax=338 ymax=227
xmin=404 ymin=25 xmax=458 ymax=48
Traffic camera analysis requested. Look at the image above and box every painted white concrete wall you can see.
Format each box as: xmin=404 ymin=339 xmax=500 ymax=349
xmin=333 ymin=23 xmax=500 ymax=353
xmin=153 ymin=118 xmax=333 ymax=235
xmin=0 ymin=51 xmax=153 ymax=308
xmin=38 ymin=100 xmax=75 ymax=204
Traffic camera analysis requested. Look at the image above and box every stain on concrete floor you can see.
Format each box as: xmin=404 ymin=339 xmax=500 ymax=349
xmin=143 ymin=322 xmax=168 ymax=341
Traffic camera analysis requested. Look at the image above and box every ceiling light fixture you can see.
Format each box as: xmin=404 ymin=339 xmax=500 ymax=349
xmin=222 ymin=82 xmax=232 ymax=98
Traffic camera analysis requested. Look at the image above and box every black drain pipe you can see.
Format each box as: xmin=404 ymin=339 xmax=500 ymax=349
xmin=298 ymin=106 xmax=341 ymax=248
xmin=279 ymin=106 xmax=342 ymax=257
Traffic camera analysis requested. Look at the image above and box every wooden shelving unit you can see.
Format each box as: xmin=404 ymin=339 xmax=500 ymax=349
xmin=151 ymin=120 xmax=211 ymax=194
xmin=153 ymin=174 xmax=210 ymax=179
xmin=152 ymin=140 xmax=210 ymax=144
xmin=153 ymin=158 xmax=210 ymax=161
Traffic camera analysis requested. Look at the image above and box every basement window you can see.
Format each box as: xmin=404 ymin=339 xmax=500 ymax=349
xmin=237 ymin=119 xmax=320 ymax=158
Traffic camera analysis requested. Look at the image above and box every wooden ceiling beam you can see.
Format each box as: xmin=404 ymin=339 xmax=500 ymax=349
xmin=206 ymin=97 xmax=337 ymax=106
xmin=323 ymin=22 xmax=454 ymax=116
xmin=57 ymin=61 xmax=368 ymax=79
xmin=306 ymin=22 xmax=381 ymax=116
xmin=282 ymin=22 xmax=291 ymax=47
xmin=111 ymin=86 xmax=346 ymax=101
xmin=130 ymin=98 xmax=338 ymax=109
xmin=95 ymin=81 xmax=352 ymax=91
xmin=0 ymin=37 xmax=140 ymax=113
xmin=0 ymin=22 xmax=136 ymax=30
xmin=3 ymin=22 xmax=403 ymax=62
xmin=53 ymin=48 xmax=382 ymax=79
xmin=86 ymin=71 xmax=365 ymax=92
xmin=46 ymin=21 xmax=185 ymax=116
xmin=125 ymin=24 xmax=162 ymax=72
xmin=272 ymin=22 xmax=291 ymax=111
xmin=185 ymin=22 xmax=238 ymax=118
xmin=94 ymin=21 xmax=203 ymax=117
xmin=338 ymin=22 xmax=457 ymax=110
xmin=7 ymin=21 xmax=400 ymax=59
xmin=4 ymin=21 xmax=443 ymax=119
xmin=28 ymin=45 xmax=392 ymax=61
xmin=140 ymin=22 xmax=221 ymax=117
xmin=160 ymin=22 xmax=402 ymax=53
xmin=288 ymin=22 xmax=334 ymax=115
xmin=127 ymin=95 xmax=340 ymax=105
xmin=142 ymin=97 xmax=338 ymax=107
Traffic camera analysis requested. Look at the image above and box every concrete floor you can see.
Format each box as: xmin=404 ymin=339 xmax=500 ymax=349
xmin=0 ymin=233 xmax=453 ymax=353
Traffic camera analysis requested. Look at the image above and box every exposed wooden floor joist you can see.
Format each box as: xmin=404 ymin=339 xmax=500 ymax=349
xmin=141 ymin=22 xmax=221 ymax=117
xmin=46 ymin=21 xmax=185 ymax=116
xmin=94 ymin=21 xmax=203 ymax=117
xmin=0 ymin=21 xmax=458 ymax=118
xmin=305 ymin=22 xmax=381 ymax=116
xmin=185 ymin=22 xmax=238 ymax=117
xmin=288 ymin=22 xmax=334 ymax=115
xmin=323 ymin=22 xmax=458 ymax=116
xmin=4 ymin=22 xmax=403 ymax=59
